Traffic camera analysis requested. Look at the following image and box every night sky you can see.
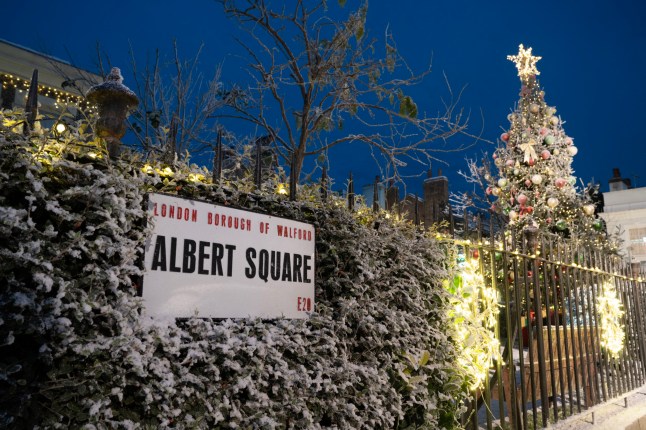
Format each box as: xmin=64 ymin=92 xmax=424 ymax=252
xmin=3 ymin=1 xmax=646 ymax=197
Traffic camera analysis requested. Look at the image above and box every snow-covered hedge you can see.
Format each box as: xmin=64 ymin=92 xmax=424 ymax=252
xmin=0 ymin=112 xmax=465 ymax=429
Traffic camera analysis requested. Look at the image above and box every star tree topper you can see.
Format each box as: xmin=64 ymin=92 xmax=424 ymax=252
xmin=507 ymin=44 xmax=542 ymax=80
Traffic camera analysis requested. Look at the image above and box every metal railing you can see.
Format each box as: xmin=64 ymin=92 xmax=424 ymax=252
xmin=446 ymin=220 xmax=646 ymax=430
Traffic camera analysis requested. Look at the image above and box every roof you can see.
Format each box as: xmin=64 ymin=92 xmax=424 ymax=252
xmin=0 ymin=38 xmax=102 ymax=94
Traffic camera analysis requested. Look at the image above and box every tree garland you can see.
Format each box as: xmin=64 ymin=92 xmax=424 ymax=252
xmin=596 ymin=280 xmax=625 ymax=358
xmin=446 ymin=256 xmax=502 ymax=391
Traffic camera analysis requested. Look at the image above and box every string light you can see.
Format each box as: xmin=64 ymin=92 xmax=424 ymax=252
xmin=507 ymin=44 xmax=542 ymax=80
xmin=0 ymin=72 xmax=96 ymax=113
xmin=596 ymin=280 xmax=625 ymax=358
xmin=276 ymin=183 xmax=288 ymax=195
xmin=447 ymin=258 xmax=502 ymax=391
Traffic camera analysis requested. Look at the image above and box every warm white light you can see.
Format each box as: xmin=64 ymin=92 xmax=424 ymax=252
xmin=507 ymin=44 xmax=542 ymax=79
xmin=55 ymin=123 xmax=66 ymax=134
xmin=277 ymin=184 xmax=288 ymax=195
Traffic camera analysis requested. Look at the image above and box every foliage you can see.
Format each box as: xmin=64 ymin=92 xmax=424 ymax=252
xmin=216 ymin=0 xmax=472 ymax=183
xmin=444 ymin=255 xmax=501 ymax=392
xmin=1 ymin=110 xmax=465 ymax=428
xmin=596 ymin=280 xmax=625 ymax=358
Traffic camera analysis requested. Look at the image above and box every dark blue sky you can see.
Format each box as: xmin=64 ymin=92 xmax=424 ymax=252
xmin=3 ymin=1 xmax=646 ymax=196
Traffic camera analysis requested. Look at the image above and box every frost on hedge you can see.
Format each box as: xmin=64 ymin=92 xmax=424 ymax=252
xmin=0 ymin=111 xmax=465 ymax=429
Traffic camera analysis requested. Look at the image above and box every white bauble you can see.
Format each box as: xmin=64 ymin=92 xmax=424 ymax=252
xmin=509 ymin=210 xmax=519 ymax=221
xmin=498 ymin=178 xmax=508 ymax=188
xmin=547 ymin=197 xmax=559 ymax=208
xmin=583 ymin=204 xmax=595 ymax=215
xmin=550 ymin=116 xmax=559 ymax=125
xmin=567 ymin=146 xmax=578 ymax=156
xmin=531 ymin=174 xmax=543 ymax=185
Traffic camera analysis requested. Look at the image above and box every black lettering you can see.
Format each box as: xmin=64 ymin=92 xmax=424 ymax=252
xmin=169 ymin=237 xmax=181 ymax=272
xmin=293 ymin=254 xmax=303 ymax=282
xmin=245 ymin=248 xmax=257 ymax=278
xmin=270 ymin=251 xmax=281 ymax=281
xmin=225 ymin=244 xmax=236 ymax=277
xmin=211 ymin=243 xmax=224 ymax=275
xmin=183 ymin=239 xmax=196 ymax=273
xmin=281 ymin=252 xmax=292 ymax=282
xmin=304 ymin=255 xmax=312 ymax=283
xmin=258 ymin=249 xmax=269 ymax=282
xmin=198 ymin=241 xmax=210 ymax=275
xmin=151 ymin=235 xmax=167 ymax=271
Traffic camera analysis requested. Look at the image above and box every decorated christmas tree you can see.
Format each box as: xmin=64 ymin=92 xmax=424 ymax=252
xmin=487 ymin=44 xmax=600 ymax=240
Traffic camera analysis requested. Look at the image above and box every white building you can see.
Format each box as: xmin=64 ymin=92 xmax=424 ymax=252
xmin=599 ymin=168 xmax=646 ymax=275
xmin=0 ymin=38 xmax=101 ymax=125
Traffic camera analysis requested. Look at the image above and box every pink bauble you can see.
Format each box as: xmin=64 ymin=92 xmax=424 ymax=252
xmin=493 ymin=153 xmax=498 ymax=159
xmin=525 ymin=179 xmax=532 ymax=187
xmin=565 ymin=137 xmax=573 ymax=146
xmin=506 ymin=159 xmax=514 ymax=167
xmin=555 ymin=178 xmax=567 ymax=188
xmin=486 ymin=186 xmax=492 ymax=195
xmin=528 ymin=158 xmax=535 ymax=166
xmin=517 ymin=194 xmax=528 ymax=205
xmin=541 ymin=150 xmax=551 ymax=160
xmin=539 ymin=127 xmax=549 ymax=136
xmin=501 ymin=132 xmax=510 ymax=142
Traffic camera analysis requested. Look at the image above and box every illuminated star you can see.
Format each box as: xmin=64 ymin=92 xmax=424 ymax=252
xmin=507 ymin=44 xmax=542 ymax=79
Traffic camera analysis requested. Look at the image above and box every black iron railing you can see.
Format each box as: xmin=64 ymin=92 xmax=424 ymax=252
xmin=443 ymin=221 xmax=646 ymax=430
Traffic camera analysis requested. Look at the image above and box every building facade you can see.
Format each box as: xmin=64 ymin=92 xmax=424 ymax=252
xmin=599 ymin=168 xmax=646 ymax=275
xmin=0 ymin=38 xmax=101 ymax=125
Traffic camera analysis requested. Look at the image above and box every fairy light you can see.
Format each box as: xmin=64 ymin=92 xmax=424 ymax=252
xmin=276 ymin=183 xmax=288 ymax=195
xmin=596 ymin=280 xmax=625 ymax=358
xmin=447 ymin=258 xmax=502 ymax=391
xmin=507 ymin=44 xmax=542 ymax=80
xmin=0 ymin=72 xmax=96 ymax=113
xmin=55 ymin=123 xmax=67 ymax=134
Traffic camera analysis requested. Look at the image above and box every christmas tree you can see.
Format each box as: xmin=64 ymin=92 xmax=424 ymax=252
xmin=487 ymin=44 xmax=599 ymax=240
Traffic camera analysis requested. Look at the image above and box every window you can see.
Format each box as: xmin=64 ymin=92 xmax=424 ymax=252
xmin=629 ymin=227 xmax=646 ymax=256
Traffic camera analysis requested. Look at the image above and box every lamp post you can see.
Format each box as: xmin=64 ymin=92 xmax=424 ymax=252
xmin=86 ymin=67 xmax=139 ymax=159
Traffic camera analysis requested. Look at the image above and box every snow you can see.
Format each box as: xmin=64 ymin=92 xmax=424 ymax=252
xmin=550 ymin=384 xmax=646 ymax=430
